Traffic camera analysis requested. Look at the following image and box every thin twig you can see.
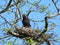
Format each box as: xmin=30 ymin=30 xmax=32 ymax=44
xmin=34 ymin=16 xmax=48 ymax=39
xmin=0 ymin=35 xmax=11 ymax=40
xmin=52 ymin=0 xmax=59 ymax=12
xmin=0 ymin=15 xmax=12 ymax=26
xmin=0 ymin=0 xmax=12 ymax=14
xmin=45 ymin=39 xmax=51 ymax=45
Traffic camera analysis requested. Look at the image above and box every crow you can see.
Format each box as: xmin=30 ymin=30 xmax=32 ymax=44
xmin=22 ymin=15 xmax=31 ymax=27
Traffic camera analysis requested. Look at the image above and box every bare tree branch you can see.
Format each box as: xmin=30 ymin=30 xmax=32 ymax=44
xmin=34 ymin=16 xmax=48 ymax=39
xmin=49 ymin=12 xmax=60 ymax=18
xmin=52 ymin=0 xmax=59 ymax=12
xmin=0 ymin=0 xmax=12 ymax=14
xmin=0 ymin=14 xmax=12 ymax=26
xmin=0 ymin=35 xmax=11 ymax=40
xmin=45 ymin=39 xmax=51 ymax=45
xmin=26 ymin=10 xmax=31 ymax=17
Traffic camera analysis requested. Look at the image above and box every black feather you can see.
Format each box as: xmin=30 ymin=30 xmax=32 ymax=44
xmin=22 ymin=15 xmax=31 ymax=27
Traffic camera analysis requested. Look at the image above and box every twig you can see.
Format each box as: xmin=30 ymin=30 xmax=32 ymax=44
xmin=0 ymin=35 xmax=11 ymax=39
xmin=34 ymin=16 xmax=48 ymax=39
xmin=45 ymin=39 xmax=51 ymax=45
xmin=0 ymin=0 xmax=12 ymax=14
xmin=0 ymin=15 xmax=12 ymax=26
xmin=26 ymin=10 xmax=31 ymax=17
xmin=52 ymin=0 xmax=59 ymax=12
xmin=30 ymin=19 xmax=44 ymax=22
xmin=49 ymin=12 xmax=60 ymax=18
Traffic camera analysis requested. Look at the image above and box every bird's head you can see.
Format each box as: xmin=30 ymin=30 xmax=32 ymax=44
xmin=22 ymin=14 xmax=26 ymax=18
xmin=21 ymin=14 xmax=27 ymax=20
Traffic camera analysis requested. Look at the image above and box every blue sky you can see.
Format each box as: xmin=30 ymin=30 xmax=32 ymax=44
xmin=0 ymin=0 xmax=60 ymax=45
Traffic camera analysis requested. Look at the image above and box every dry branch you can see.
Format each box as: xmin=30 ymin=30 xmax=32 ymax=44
xmin=0 ymin=0 xmax=12 ymax=14
xmin=52 ymin=0 xmax=59 ymax=12
xmin=0 ymin=0 xmax=21 ymax=14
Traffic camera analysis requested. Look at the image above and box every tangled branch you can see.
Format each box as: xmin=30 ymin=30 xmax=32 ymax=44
xmin=0 ymin=0 xmax=12 ymax=14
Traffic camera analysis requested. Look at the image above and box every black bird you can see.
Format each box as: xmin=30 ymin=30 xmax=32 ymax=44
xmin=22 ymin=14 xmax=31 ymax=27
